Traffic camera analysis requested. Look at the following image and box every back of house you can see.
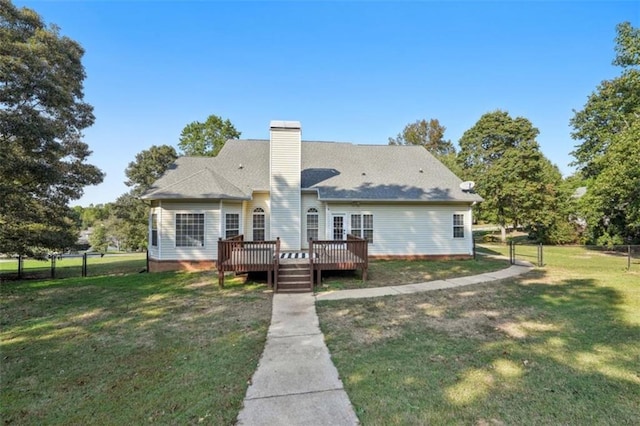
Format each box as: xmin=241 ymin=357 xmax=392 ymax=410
xmin=142 ymin=120 xmax=482 ymax=272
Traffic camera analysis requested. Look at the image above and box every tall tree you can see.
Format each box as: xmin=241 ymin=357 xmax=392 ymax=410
xmin=125 ymin=144 xmax=177 ymax=190
xmin=388 ymin=118 xmax=455 ymax=157
xmin=571 ymin=22 xmax=640 ymax=243
xmin=112 ymin=145 xmax=178 ymax=251
xmin=580 ymin=119 xmax=640 ymax=244
xmin=0 ymin=1 xmax=104 ymax=256
xmin=570 ymin=22 xmax=640 ymax=179
xmin=178 ymin=114 xmax=241 ymax=156
xmin=458 ymin=110 xmax=562 ymax=242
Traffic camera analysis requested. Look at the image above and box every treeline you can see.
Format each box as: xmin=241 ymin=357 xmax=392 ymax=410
xmin=389 ymin=22 xmax=639 ymax=245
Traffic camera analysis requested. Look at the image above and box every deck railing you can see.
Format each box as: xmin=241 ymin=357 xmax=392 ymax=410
xmin=309 ymin=234 xmax=368 ymax=283
xmin=217 ymin=235 xmax=280 ymax=288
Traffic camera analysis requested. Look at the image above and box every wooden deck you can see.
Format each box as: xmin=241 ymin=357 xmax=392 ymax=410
xmin=217 ymin=234 xmax=368 ymax=291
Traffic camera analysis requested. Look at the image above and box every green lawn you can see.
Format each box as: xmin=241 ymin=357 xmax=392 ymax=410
xmin=1 ymin=271 xmax=272 ymax=425
xmin=319 ymin=256 xmax=509 ymax=291
xmin=317 ymin=245 xmax=640 ymax=424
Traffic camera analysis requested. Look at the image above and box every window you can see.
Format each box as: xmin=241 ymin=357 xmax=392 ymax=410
xmin=307 ymin=208 xmax=319 ymax=241
xmin=453 ymin=214 xmax=464 ymax=238
xmin=176 ymin=213 xmax=204 ymax=247
xmin=225 ymin=213 xmax=240 ymax=238
xmin=150 ymin=213 xmax=158 ymax=247
xmin=351 ymin=213 xmax=373 ymax=243
xmin=253 ymin=208 xmax=265 ymax=241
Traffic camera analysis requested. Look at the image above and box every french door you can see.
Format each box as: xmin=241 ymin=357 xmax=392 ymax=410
xmin=332 ymin=214 xmax=346 ymax=240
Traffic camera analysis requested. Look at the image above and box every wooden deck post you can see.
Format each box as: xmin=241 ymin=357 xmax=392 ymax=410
xmin=274 ymin=237 xmax=280 ymax=291
xmin=308 ymin=238 xmax=314 ymax=291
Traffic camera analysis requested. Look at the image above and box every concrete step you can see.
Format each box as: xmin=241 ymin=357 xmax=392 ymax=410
xmin=276 ymin=287 xmax=312 ymax=293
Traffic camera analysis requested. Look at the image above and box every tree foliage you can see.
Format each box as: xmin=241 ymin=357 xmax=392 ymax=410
xmin=0 ymin=1 xmax=104 ymax=256
xmin=125 ymin=144 xmax=177 ymax=190
xmin=570 ymin=22 xmax=640 ymax=179
xmin=178 ymin=114 xmax=240 ymax=156
xmin=111 ymin=145 xmax=178 ymax=251
xmin=388 ymin=118 xmax=455 ymax=157
xmin=571 ymin=21 xmax=640 ymax=243
xmin=580 ymin=120 xmax=640 ymax=244
xmin=88 ymin=224 xmax=108 ymax=253
xmin=458 ymin=111 xmax=567 ymax=242
xmin=111 ymin=192 xmax=148 ymax=251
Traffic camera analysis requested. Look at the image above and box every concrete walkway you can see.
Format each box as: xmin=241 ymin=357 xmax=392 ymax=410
xmin=316 ymin=262 xmax=533 ymax=302
xmin=236 ymin=293 xmax=359 ymax=425
xmin=237 ymin=261 xmax=533 ymax=425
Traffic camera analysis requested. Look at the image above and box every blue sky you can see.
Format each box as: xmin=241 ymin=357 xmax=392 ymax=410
xmin=16 ymin=1 xmax=639 ymax=206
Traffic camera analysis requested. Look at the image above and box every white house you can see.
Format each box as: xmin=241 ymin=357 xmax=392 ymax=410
xmin=142 ymin=121 xmax=482 ymax=273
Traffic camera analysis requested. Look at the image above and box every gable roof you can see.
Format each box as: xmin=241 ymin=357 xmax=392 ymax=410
xmin=142 ymin=140 xmax=482 ymax=203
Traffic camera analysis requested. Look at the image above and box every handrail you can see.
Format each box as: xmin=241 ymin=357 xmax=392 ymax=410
xmin=218 ymin=235 xmax=278 ymax=288
xmin=309 ymin=234 xmax=368 ymax=282
xmin=274 ymin=237 xmax=280 ymax=291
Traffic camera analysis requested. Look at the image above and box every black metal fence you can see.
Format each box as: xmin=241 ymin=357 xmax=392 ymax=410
xmin=0 ymin=252 xmax=148 ymax=282
xmin=500 ymin=242 xmax=640 ymax=270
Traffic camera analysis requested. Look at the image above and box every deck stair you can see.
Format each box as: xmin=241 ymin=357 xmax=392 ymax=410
xmin=277 ymin=262 xmax=312 ymax=293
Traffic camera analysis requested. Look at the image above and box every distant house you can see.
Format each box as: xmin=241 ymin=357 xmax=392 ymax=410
xmin=142 ymin=121 xmax=482 ymax=274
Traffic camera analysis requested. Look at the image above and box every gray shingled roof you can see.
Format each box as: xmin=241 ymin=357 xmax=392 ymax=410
xmin=142 ymin=140 xmax=482 ymax=203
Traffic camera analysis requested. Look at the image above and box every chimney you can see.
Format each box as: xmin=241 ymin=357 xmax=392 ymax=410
xmin=269 ymin=120 xmax=302 ymax=250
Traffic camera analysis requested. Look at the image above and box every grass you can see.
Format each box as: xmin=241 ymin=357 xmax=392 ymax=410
xmin=319 ymin=257 xmax=509 ymax=291
xmin=317 ymin=245 xmax=640 ymax=424
xmin=0 ymin=253 xmax=148 ymax=281
xmin=1 ymin=271 xmax=272 ymax=425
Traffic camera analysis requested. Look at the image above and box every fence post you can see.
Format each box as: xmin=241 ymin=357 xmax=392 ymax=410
xmin=628 ymin=245 xmax=632 ymax=271
xmin=473 ymin=239 xmax=476 ymax=260
xmin=50 ymin=256 xmax=56 ymax=279
xmin=538 ymin=243 xmax=543 ymax=267
xmin=17 ymin=255 xmax=23 ymax=279
xmin=509 ymin=241 xmax=514 ymax=265
xmin=82 ymin=253 xmax=87 ymax=277
xmin=146 ymin=250 xmax=150 ymax=273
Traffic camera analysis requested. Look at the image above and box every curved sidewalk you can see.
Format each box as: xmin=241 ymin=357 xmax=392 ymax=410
xmin=237 ymin=261 xmax=533 ymax=425
xmin=316 ymin=262 xmax=533 ymax=302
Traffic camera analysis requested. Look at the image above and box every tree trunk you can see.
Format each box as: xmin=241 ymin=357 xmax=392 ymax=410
xmin=500 ymin=225 xmax=507 ymax=243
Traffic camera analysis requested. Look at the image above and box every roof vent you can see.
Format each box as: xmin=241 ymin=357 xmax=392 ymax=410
xmin=362 ymin=172 xmax=366 ymax=176
xmin=238 ymin=164 xmax=243 ymax=169
xmin=419 ymin=168 xmax=423 ymax=173
xmin=459 ymin=181 xmax=476 ymax=192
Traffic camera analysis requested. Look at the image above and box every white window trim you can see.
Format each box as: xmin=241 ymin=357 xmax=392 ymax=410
xmin=252 ymin=208 xmax=265 ymax=241
xmin=453 ymin=213 xmax=465 ymax=239
xmin=225 ymin=212 xmax=241 ymax=239
xmin=306 ymin=207 xmax=319 ymax=241
xmin=174 ymin=212 xmax=206 ymax=248
xmin=150 ymin=212 xmax=158 ymax=247
xmin=350 ymin=212 xmax=374 ymax=244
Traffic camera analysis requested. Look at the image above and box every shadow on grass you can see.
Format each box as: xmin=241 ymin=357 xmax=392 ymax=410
xmin=318 ymin=269 xmax=640 ymax=424
xmin=0 ymin=271 xmax=272 ymax=425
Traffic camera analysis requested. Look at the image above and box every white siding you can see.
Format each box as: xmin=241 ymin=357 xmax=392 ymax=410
xmin=326 ymin=203 xmax=474 ymax=256
xmin=301 ymin=193 xmax=325 ymax=249
xmin=243 ymin=193 xmax=270 ymax=241
xmin=156 ymin=202 xmax=220 ymax=261
xmin=270 ymin=126 xmax=301 ymax=250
